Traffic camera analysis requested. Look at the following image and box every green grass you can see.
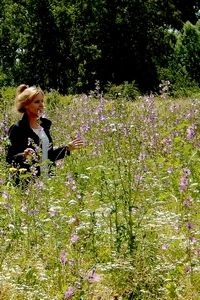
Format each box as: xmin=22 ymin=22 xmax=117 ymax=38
xmin=0 ymin=90 xmax=200 ymax=299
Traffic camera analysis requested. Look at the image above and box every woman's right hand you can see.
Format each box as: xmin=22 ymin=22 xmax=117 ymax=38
xmin=23 ymin=148 xmax=36 ymax=159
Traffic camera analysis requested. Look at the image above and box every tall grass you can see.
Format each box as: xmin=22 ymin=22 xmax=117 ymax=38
xmin=0 ymin=88 xmax=200 ymax=299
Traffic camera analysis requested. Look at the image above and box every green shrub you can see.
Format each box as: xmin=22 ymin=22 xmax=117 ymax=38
xmin=158 ymin=66 xmax=200 ymax=98
xmin=104 ymin=81 xmax=140 ymax=101
xmin=45 ymin=89 xmax=73 ymax=110
xmin=0 ymin=86 xmax=15 ymax=111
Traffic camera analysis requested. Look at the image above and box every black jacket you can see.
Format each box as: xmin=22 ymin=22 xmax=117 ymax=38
xmin=6 ymin=113 xmax=70 ymax=176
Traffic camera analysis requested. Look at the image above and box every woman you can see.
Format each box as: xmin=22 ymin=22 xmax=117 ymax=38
xmin=6 ymin=84 xmax=84 ymax=182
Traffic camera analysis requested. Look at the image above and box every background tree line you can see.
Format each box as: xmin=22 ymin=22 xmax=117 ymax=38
xmin=0 ymin=0 xmax=199 ymax=95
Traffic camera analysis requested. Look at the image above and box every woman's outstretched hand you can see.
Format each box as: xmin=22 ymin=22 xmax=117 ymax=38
xmin=68 ymin=137 xmax=85 ymax=152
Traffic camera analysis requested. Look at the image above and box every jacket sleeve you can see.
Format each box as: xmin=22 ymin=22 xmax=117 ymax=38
xmin=6 ymin=125 xmax=27 ymax=166
xmin=49 ymin=146 xmax=70 ymax=162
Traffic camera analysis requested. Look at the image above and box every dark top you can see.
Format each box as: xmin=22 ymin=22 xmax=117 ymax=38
xmin=6 ymin=113 xmax=70 ymax=176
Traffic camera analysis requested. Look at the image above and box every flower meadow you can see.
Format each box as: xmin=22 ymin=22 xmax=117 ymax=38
xmin=0 ymin=87 xmax=200 ymax=299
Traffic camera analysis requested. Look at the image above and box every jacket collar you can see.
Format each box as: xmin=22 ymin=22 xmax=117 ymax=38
xmin=19 ymin=113 xmax=52 ymax=130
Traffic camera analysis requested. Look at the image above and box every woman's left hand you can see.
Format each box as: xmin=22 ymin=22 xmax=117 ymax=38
xmin=68 ymin=137 xmax=85 ymax=151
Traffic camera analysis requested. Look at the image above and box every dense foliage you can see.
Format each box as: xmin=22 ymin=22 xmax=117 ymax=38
xmin=0 ymin=0 xmax=199 ymax=94
xmin=1 ymin=88 xmax=200 ymax=299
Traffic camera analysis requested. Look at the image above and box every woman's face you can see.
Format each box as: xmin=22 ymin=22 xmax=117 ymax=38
xmin=25 ymin=92 xmax=44 ymax=118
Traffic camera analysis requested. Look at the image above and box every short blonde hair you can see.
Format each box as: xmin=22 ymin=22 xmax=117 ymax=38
xmin=15 ymin=84 xmax=44 ymax=113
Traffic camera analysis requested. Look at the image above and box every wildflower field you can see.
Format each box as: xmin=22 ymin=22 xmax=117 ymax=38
xmin=0 ymin=87 xmax=200 ymax=299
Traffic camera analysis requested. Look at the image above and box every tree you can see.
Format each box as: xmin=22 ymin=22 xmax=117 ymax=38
xmin=0 ymin=0 xmax=199 ymax=93
xmin=0 ymin=0 xmax=19 ymax=85
xmin=11 ymin=0 xmax=60 ymax=90
xmin=175 ymin=21 xmax=200 ymax=85
xmin=173 ymin=0 xmax=199 ymax=26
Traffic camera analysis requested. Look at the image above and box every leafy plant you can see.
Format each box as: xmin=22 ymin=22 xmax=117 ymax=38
xmin=104 ymin=81 xmax=140 ymax=101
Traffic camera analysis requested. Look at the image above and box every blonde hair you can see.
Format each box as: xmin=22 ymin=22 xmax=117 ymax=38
xmin=15 ymin=84 xmax=44 ymax=113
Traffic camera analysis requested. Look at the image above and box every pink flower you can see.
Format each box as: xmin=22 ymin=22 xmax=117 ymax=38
xmin=183 ymin=197 xmax=193 ymax=207
xmin=70 ymin=234 xmax=79 ymax=244
xmin=86 ymin=269 xmax=101 ymax=283
xmin=186 ymin=124 xmax=196 ymax=140
xmin=186 ymin=222 xmax=193 ymax=230
xmin=64 ymin=287 xmax=74 ymax=299
xmin=60 ymin=251 xmax=67 ymax=265
xmin=179 ymin=168 xmax=190 ymax=192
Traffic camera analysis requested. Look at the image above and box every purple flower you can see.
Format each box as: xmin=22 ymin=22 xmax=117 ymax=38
xmin=138 ymin=151 xmax=146 ymax=161
xmin=186 ymin=222 xmax=193 ymax=230
xmin=28 ymin=208 xmax=39 ymax=216
xmin=183 ymin=197 xmax=193 ymax=207
xmin=70 ymin=234 xmax=79 ymax=244
xmin=86 ymin=269 xmax=101 ymax=283
xmin=79 ymin=124 xmax=90 ymax=133
xmin=162 ymin=137 xmax=172 ymax=153
xmin=64 ymin=287 xmax=74 ymax=299
xmin=189 ymin=237 xmax=196 ymax=243
xmin=179 ymin=175 xmax=188 ymax=192
xmin=60 ymin=251 xmax=67 ymax=265
xmin=186 ymin=124 xmax=196 ymax=140
xmin=134 ymin=174 xmax=143 ymax=185
xmin=179 ymin=168 xmax=190 ymax=192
